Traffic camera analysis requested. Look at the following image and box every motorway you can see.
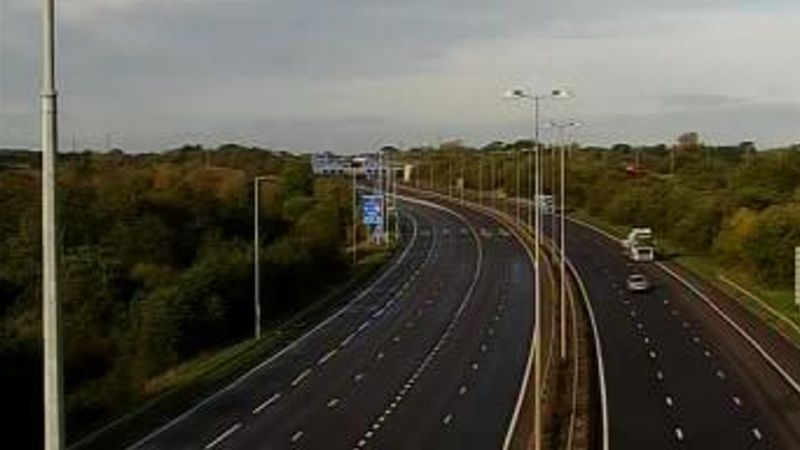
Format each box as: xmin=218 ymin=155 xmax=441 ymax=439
xmin=128 ymin=197 xmax=536 ymax=450
xmin=557 ymin=216 xmax=800 ymax=450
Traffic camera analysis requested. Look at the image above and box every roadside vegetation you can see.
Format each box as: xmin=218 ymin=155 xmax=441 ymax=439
xmin=0 ymin=145 xmax=369 ymax=448
xmin=398 ymin=138 xmax=800 ymax=327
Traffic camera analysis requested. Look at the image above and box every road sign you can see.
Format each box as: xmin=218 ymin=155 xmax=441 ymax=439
xmin=363 ymin=195 xmax=383 ymax=226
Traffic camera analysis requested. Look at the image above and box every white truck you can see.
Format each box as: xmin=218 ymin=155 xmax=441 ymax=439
xmin=623 ymin=227 xmax=655 ymax=262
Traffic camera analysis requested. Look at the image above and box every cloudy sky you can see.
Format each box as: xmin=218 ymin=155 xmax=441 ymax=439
xmin=1 ymin=0 xmax=799 ymax=153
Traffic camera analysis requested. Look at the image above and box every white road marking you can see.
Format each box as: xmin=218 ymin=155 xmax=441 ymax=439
xmin=372 ymin=308 xmax=385 ymax=318
xmin=732 ymin=396 xmax=742 ymax=407
xmin=443 ymin=413 xmax=453 ymax=425
xmin=459 ymin=385 xmax=467 ymax=395
xmin=291 ymin=368 xmax=312 ymax=387
xmin=317 ymin=349 xmax=338 ymax=366
xmin=252 ymin=393 xmax=281 ymax=414
xmin=340 ymin=332 xmax=357 ymax=348
xmin=327 ymin=398 xmax=340 ymax=408
xmin=354 ymin=373 xmax=365 ymax=383
xmin=716 ymin=369 xmax=726 ymax=379
xmin=376 ymin=352 xmax=385 ymax=360
xmin=291 ymin=431 xmax=304 ymax=442
xmin=357 ymin=321 xmax=371 ymax=333
xmin=472 ymin=362 xmax=479 ymax=370
xmin=204 ymin=423 xmax=242 ymax=449
xmin=674 ymin=427 xmax=684 ymax=441
xmin=648 ymin=350 xmax=657 ymax=359
xmin=665 ymin=396 xmax=673 ymax=407
xmin=393 ymin=335 xmax=401 ymax=343
xmin=656 ymin=370 xmax=665 ymax=381
xmin=752 ymin=428 xmax=763 ymax=440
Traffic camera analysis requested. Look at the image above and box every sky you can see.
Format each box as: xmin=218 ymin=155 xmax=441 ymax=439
xmin=1 ymin=0 xmax=799 ymax=153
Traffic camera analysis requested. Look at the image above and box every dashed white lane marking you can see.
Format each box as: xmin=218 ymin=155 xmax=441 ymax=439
xmin=459 ymin=385 xmax=467 ymax=395
xmin=656 ymin=370 xmax=665 ymax=381
xmin=354 ymin=373 xmax=365 ymax=383
xmin=665 ymin=396 xmax=673 ymax=407
xmin=365 ymin=430 xmax=374 ymax=439
xmin=291 ymin=368 xmax=312 ymax=387
xmin=644 ymin=337 xmax=651 ymax=345
xmin=204 ymin=423 xmax=243 ymax=449
xmin=732 ymin=395 xmax=742 ymax=407
xmin=481 ymin=344 xmax=488 ymax=352
xmin=636 ymin=323 xmax=644 ymax=330
xmin=376 ymin=351 xmax=385 ymax=360
xmin=393 ymin=335 xmax=401 ymax=343
xmin=252 ymin=393 xmax=281 ymax=414
xmin=443 ymin=413 xmax=453 ymax=425
xmin=340 ymin=332 xmax=357 ymax=347
xmin=704 ymin=350 xmax=713 ymax=358
xmin=674 ymin=427 xmax=684 ymax=441
xmin=317 ymin=349 xmax=338 ymax=366
xmin=327 ymin=398 xmax=340 ymax=408
xmin=357 ymin=439 xmax=366 ymax=448
xmin=752 ymin=428 xmax=763 ymax=440
xmin=716 ymin=369 xmax=726 ymax=379
xmin=692 ymin=336 xmax=701 ymax=344
xmin=648 ymin=350 xmax=657 ymax=359
xmin=472 ymin=362 xmax=479 ymax=370
xmin=291 ymin=431 xmax=304 ymax=442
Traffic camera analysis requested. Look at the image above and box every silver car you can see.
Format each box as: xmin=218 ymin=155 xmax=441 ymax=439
xmin=626 ymin=274 xmax=651 ymax=292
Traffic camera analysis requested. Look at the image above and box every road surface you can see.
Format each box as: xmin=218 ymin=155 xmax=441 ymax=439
xmin=128 ymin=197 xmax=536 ymax=450
xmin=559 ymin=216 xmax=800 ymax=450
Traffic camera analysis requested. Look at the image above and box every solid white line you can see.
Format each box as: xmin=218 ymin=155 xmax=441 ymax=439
xmin=203 ymin=423 xmax=242 ymax=449
xmin=565 ymin=257 xmax=611 ymax=450
xmin=290 ymin=368 xmax=312 ymax=387
xmin=357 ymin=321 xmax=371 ymax=333
xmin=252 ymin=393 xmax=281 ymax=415
xmin=657 ymin=261 xmax=800 ymax=396
xmin=317 ymin=349 xmax=337 ymax=366
xmin=718 ymin=274 xmax=800 ymax=339
xmin=124 ymin=212 xmax=422 ymax=450
xmin=570 ymin=215 xmax=800 ymax=398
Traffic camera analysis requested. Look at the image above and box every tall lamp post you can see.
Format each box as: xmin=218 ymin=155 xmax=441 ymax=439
xmin=253 ymin=175 xmax=268 ymax=339
xmin=41 ymin=0 xmax=64 ymax=448
xmin=504 ymin=87 xmax=571 ymax=450
xmin=546 ymin=119 xmax=582 ymax=360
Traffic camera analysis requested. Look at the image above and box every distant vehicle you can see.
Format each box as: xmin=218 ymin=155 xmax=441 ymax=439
xmin=626 ymin=274 xmax=651 ymax=292
xmin=623 ymin=227 xmax=656 ymax=262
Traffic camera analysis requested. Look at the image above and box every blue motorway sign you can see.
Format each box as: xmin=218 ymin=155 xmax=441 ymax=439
xmin=362 ymin=195 xmax=383 ymax=226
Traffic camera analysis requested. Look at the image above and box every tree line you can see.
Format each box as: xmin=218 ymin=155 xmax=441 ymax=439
xmin=399 ymin=139 xmax=800 ymax=287
xmin=0 ymin=145 xmax=355 ymax=447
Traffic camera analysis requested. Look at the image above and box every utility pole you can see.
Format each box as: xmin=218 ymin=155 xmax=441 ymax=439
xmin=41 ymin=0 xmax=64 ymax=447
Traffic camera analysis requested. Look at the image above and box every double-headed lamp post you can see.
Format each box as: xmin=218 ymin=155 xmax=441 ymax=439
xmin=254 ymin=175 xmax=269 ymax=340
xmin=503 ymin=87 xmax=571 ymax=450
xmin=546 ymin=119 xmax=582 ymax=361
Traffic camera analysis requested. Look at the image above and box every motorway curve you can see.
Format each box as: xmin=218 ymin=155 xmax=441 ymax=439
xmin=129 ymin=198 xmax=535 ymax=450
xmin=559 ymin=217 xmax=800 ymax=450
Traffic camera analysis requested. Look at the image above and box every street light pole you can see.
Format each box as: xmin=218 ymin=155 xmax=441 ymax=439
xmin=504 ymin=87 xmax=571 ymax=450
xmin=41 ymin=0 xmax=64 ymax=448
xmin=547 ymin=119 xmax=581 ymax=361
xmin=253 ymin=176 xmax=268 ymax=340
xmin=352 ymin=164 xmax=358 ymax=264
